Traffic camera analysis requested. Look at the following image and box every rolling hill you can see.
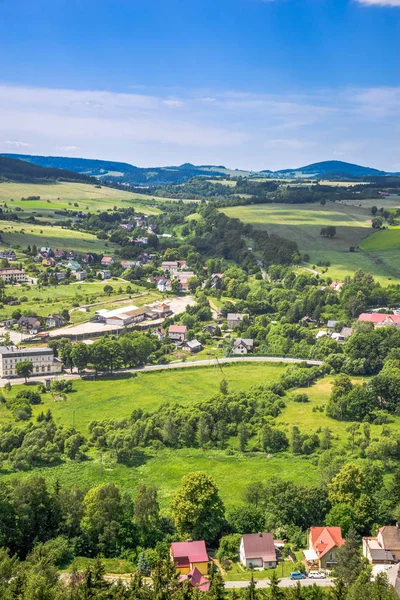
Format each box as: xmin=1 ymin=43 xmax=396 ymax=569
xmin=2 ymin=154 xmax=398 ymax=185
xmin=0 ymin=155 xmax=97 ymax=184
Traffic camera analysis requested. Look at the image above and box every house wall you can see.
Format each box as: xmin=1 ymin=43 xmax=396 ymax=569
xmin=191 ymin=561 xmax=208 ymax=575
xmin=233 ymin=345 xmax=247 ymax=355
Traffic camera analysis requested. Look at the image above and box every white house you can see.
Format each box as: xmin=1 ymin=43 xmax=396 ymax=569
xmin=240 ymin=533 xmax=277 ymax=569
xmin=232 ymin=338 xmax=254 ymax=355
xmin=168 ymin=325 xmax=187 ymax=342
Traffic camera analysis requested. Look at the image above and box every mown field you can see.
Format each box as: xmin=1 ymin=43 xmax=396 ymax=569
xmin=2 ymin=363 xmax=399 ymax=509
xmin=223 ymin=201 xmax=400 ymax=283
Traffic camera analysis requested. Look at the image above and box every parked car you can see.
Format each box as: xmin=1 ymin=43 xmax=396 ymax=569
xmin=308 ymin=572 xmax=326 ymax=579
xmin=290 ymin=572 xmax=306 ymax=580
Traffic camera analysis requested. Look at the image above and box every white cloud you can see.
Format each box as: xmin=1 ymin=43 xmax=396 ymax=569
xmin=57 ymin=145 xmax=81 ymax=152
xmin=162 ymin=99 xmax=185 ymax=108
xmin=356 ymin=0 xmax=400 ymax=5
xmin=0 ymin=83 xmax=398 ymax=170
xmin=4 ymin=140 xmax=29 ymax=148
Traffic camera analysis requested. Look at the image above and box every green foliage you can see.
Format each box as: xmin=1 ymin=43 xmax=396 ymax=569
xmin=171 ymin=472 xmax=225 ymax=542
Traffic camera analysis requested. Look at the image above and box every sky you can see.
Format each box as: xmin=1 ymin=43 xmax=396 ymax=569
xmin=0 ymin=0 xmax=399 ymax=171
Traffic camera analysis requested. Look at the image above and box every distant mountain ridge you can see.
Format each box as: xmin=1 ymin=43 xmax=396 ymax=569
xmin=0 ymin=156 xmax=96 ymax=184
xmin=2 ymin=154 xmax=398 ymax=186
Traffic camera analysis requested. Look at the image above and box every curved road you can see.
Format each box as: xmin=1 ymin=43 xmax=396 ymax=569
xmin=0 ymin=356 xmax=323 ymax=387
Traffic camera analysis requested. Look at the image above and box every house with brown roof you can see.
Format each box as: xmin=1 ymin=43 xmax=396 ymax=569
xmin=307 ymin=527 xmax=345 ymax=570
xmin=170 ymin=540 xmax=209 ymax=575
xmin=240 ymin=533 xmax=277 ymax=569
xmin=363 ymin=526 xmax=400 ymax=564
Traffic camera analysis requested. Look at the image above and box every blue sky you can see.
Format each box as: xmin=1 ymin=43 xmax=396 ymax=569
xmin=0 ymin=0 xmax=399 ymax=170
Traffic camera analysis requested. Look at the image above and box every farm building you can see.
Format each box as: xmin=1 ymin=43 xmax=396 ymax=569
xmin=0 ymin=268 xmax=27 ymax=283
xmin=358 ymin=313 xmax=400 ymax=328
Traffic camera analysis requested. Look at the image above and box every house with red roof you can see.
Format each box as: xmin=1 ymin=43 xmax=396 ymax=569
xmin=179 ymin=567 xmax=210 ymax=592
xmin=168 ymin=324 xmax=188 ymax=342
xmin=240 ymin=533 xmax=277 ymax=569
xmin=101 ymin=256 xmax=114 ymax=266
xmin=358 ymin=313 xmax=400 ymax=328
xmin=170 ymin=540 xmax=209 ymax=575
xmin=307 ymin=527 xmax=345 ymax=569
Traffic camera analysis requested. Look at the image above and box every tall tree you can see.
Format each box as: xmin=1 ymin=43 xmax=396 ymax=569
xmin=334 ymin=527 xmax=365 ymax=585
xmin=171 ymin=472 xmax=225 ymax=542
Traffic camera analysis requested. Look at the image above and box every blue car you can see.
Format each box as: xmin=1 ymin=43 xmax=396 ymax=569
xmin=290 ymin=572 xmax=306 ymax=580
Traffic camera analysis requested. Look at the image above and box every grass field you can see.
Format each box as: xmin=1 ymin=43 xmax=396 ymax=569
xmin=0 ymin=221 xmax=119 ymax=254
xmin=0 ymin=182 xmax=163 ymax=218
xmin=2 ymin=364 xmax=400 ymax=509
xmin=0 ymin=281 xmax=154 ymax=321
xmin=19 ymin=363 xmax=288 ymax=432
xmin=223 ymin=202 xmax=400 ymax=283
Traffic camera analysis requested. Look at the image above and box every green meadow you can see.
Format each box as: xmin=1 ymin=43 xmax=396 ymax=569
xmin=0 ymin=181 xmax=163 ymax=217
xmin=223 ymin=202 xmax=400 ymax=283
xmin=0 ymin=281 xmax=155 ymax=321
xmin=0 ymin=221 xmax=118 ymax=254
xmin=2 ymin=363 xmax=399 ymax=509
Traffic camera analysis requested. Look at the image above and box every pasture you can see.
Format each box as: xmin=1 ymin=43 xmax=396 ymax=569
xmin=223 ymin=202 xmax=400 ymax=283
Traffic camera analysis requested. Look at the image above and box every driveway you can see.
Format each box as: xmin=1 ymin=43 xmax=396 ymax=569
xmin=225 ymin=577 xmax=333 ymax=588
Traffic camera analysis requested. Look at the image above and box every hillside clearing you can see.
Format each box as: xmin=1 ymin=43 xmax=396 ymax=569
xmin=223 ymin=202 xmax=400 ymax=283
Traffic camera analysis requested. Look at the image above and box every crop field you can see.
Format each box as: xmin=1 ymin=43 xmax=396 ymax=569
xmin=223 ymin=202 xmax=400 ymax=283
xmin=0 ymin=221 xmax=118 ymax=254
xmin=0 ymin=182 xmax=163 ymax=218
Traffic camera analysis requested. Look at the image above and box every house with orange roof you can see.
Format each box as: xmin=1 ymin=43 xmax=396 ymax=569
xmin=307 ymin=527 xmax=345 ymax=570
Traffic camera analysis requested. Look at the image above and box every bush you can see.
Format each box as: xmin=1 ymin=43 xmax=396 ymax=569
xmin=293 ymin=393 xmax=309 ymax=403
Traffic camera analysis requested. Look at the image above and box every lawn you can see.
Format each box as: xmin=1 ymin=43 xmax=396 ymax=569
xmin=0 ymin=182 xmax=162 ymax=216
xmin=223 ymin=202 xmax=400 ymax=283
xmin=15 ymin=362 xmax=288 ymax=432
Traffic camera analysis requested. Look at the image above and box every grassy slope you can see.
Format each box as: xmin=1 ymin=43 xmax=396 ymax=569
xmin=223 ymin=202 xmax=400 ymax=283
xmin=0 ymin=182 xmax=163 ymax=216
xmin=0 ymin=221 xmax=118 ymax=254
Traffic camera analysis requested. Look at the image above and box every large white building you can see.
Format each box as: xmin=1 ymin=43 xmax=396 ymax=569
xmin=95 ymin=305 xmax=148 ymax=326
xmin=0 ymin=346 xmax=63 ymax=378
xmin=0 ymin=269 xmax=27 ymax=283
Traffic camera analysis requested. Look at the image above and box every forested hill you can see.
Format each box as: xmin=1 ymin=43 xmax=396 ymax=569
xmin=2 ymin=154 xmax=397 ymax=185
xmin=275 ymin=160 xmax=392 ymax=179
xmin=0 ymin=156 xmax=97 ymax=184
xmin=2 ymin=154 xmax=237 ymax=185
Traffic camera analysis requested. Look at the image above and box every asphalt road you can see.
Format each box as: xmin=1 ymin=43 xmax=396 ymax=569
xmin=225 ymin=577 xmax=333 ymax=589
xmin=0 ymin=355 xmax=323 ymax=387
